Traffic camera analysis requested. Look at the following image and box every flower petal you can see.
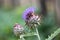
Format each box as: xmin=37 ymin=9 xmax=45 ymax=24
xmin=22 ymin=7 xmax=36 ymax=20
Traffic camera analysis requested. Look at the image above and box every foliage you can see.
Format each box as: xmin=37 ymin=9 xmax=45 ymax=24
xmin=0 ymin=7 xmax=60 ymax=40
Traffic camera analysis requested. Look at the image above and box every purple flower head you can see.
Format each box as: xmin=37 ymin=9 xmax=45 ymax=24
xmin=22 ymin=7 xmax=36 ymax=21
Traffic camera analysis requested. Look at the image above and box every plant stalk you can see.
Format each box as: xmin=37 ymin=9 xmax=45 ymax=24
xmin=35 ymin=27 xmax=41 ymax=40
xmin=20 ymin=35 xmax=25 ymax=40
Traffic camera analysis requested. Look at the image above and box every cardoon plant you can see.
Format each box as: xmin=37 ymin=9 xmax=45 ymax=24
xmin=13 ymin=7 xmax=60 ymax=40
xmin=22 ymin=7 xmax=41 ymax=40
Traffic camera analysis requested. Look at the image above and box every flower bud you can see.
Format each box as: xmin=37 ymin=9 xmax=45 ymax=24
xmin=13 ymin=23 xmax=24 ymax=36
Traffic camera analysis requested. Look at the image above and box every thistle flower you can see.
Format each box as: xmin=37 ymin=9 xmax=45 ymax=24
xmin=22 ymin=7 xmax=41 ymax=29
xmin=22 ymin=7 xmax=36 ymax=21
xmin=13 ymin=23 xmax=24 ymax=36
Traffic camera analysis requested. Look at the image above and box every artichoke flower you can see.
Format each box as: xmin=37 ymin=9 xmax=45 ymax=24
xmin=13 ymin=23 xmax=24 ymax=36
xmin=22 ymin=7 xmax=41 ymax=29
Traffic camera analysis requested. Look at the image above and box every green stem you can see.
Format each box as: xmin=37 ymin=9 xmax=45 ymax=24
xmin=45 ymin=28 xmax=60 ymax=40
xmin=35 ymin=27 xmax=41 ymax=40
xmin=21 ymin=38 xmax=25 ymax=40
xmin=20 ymin=35 xmax=25 ymax=40
xmin=19 ymin=27 xmax=41 ymax=40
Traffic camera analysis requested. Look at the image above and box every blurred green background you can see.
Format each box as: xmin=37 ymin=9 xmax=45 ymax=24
xmin=0 ymin=0 xmax=60 ymax=40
